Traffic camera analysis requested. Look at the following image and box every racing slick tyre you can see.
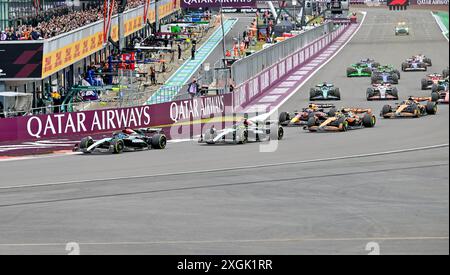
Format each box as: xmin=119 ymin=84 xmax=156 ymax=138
xmin=370 ymin=75 xmax=379 ymax=84
xmin=443 ymin=69 xmax=449 ymax=78
xmin=111 ymin=139 xmax=125 ymax=154
xmin=424 ymin=58 xmax=432 ymax=66
xmin=426 ymin=102 xmax=438 ymax=115
xmin=307 ymin=117 xmax=318 ymax=128
xmin=391 ymin=87 xmax=399 ymax=99
xmin=431 ymin=84 xmax=439 ymax=93
xmin=334 ymin=88 xmax=341 ymax=100
xmin=366 ymin=87 xmax=375 ymax=100
xmin=279 ymin=112 xmax=290 ymax=124
xmin=346 ymin=67 xmax=356 ymax=77
xmin=381 ymin=105 xmax=392 ymax=118
xmin=391 ymin=73 xmax=399 ymax=84
xmin=309 ymin=88 xmax=320 ymax=100
xmin=401 ymin=62 xmax=408 ymax=71
xmin=372 ymin=62 xmax=380 ymax=68
xmin=421 ymin=79 xmax=429 ymax=90
xmin=328 ymin=108 xmax=337 ymax=117
xmin=80 ymin=137 xmax=94 ymax=153
xmin=337 ymin=117 xmax=348 ymax=132
xmin=362 ymin=114 xmax=376 ymax=128
xmin=151 ymin=134 xmax=167 ymax=149
xmin=393 ymin=70 xmax=401 ymax=79
xmin=431 ymin=92 xmax=440 ymax=102
xmin=270 ymin=125 xmax=284 ymax=141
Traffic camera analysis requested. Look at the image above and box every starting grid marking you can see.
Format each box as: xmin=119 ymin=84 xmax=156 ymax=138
xmin=242 ymin=23 xmax=360 ymax=113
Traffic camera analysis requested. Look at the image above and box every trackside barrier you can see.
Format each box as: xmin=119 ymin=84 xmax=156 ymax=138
xmin=231 ymin=23 xmax=351 ymax=111
xmin=0 ymin=93 xmax=232 ymax=142
xmin=231 ymin=22 xmax=334 ymax=86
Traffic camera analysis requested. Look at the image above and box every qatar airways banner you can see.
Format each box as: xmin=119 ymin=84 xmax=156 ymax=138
xmin=181 ymin=0 xmax=257 ymax=8
xmin=410 ymin=0 xmax=448 ymax=4
xmin=0 ymin=95 xmax=231 ymax=142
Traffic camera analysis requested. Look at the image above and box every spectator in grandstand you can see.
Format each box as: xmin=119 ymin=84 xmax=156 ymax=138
xmin=0 ymin=0 xmax=146 ymax=40
xmin=0 ymin=31 xmax=6 ymax=41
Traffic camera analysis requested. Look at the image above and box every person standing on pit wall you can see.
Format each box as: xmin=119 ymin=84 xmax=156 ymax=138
xmin=191 ymin=44 xmax=196 ymax=60
xmin=150 ymin=67 xmax=156 ymax=85
xmin=178 ymin=43 xmax=182 ymax=60
xmin=188 ymin=78 xmax=199 ymax=98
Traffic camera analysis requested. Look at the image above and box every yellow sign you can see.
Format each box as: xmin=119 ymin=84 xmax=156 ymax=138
xmin=42 ymin=2 xmax=179 ymax=78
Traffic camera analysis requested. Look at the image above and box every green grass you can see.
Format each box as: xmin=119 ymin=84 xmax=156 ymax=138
xmin=435 ymin=11 xmax=449 ymax=38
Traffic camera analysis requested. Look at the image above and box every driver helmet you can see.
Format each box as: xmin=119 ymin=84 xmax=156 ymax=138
xmin=123 ymin=128 xmax=135 ymax=135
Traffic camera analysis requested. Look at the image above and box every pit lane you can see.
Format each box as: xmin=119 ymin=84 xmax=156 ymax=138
xmin=0 ymin=8 xmax=448 ymax=254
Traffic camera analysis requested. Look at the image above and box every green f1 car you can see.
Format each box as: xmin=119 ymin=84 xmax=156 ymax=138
xmin=346 ymin=59 xmax=380 ymax=77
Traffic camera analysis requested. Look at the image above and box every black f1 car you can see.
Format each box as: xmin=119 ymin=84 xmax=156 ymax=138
xmin=199 ymin=118 xmax=284 ymax=145
xmin=75 ymin=128 xmax=167 ymax=154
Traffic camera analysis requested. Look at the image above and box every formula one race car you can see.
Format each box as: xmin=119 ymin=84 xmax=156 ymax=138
xmin=76 ymin=128 xmax=167 ymax=154
xmin=443 ymin=67 xmax=449 ymax=78
xmin=401 ymin=58 xmax=428 ymax=72
xmin=366 ymin=83 xmax=399 ymax=100
xmin=421 ymin=73 xmax=445 ymax=90
xmin=413 ymin=54 xmax=432 ymax=66
xmin=304 ymin=108 xmax=376 ymax=132
xmin=431 ymin=77 xmax=449 ymax=93
xmin=310 ymin=83 xmax=341 ymax=101
xmin=346 ymin=59 xmax=380 ymax=77
xmin=279 ymin=103 xmax=336 ymax=127
xmin=380 ymin=97 xmax=438 ymax=118
xmin=431 ymin=78 xmax=449 ymax=104
xmin=395 ymin=22 xmax=409 ymax=35
xmin=371 ymin=66 xmax=400 ymax=84
xmin=198 ymin=118 xmax=284 ymax=145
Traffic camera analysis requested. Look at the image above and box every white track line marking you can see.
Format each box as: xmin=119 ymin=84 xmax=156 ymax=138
xmin=0 ymin=236 xmax=448 ymax=247
xmin=0 ymin=143 xmax=447 ymax=190
xmin=431 ymin=11 xmax=449 ymax=42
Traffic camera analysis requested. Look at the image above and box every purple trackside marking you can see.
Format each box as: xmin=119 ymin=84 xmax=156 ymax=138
xmin=258 ymin=95 xmax=281 ymax=103
xmin=287 ymin=75 xmax=303 ymax=81
xmin=295 ymin=70 xmax=310 ymax=75
xmin=269 ymin=88 xmax=289 ymax=94
xmin=278 ymin=81 xmax=297 ymax=88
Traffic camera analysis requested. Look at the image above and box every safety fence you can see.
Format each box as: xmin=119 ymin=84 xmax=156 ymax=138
xmin=231 ymin=22 xmax=333 ymax=86
xmin=231 ymin=23 xmax=351 ymax=110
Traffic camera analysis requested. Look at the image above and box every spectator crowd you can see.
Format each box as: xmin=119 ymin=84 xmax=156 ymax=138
xmin=1 ymin=0 xmax=146 ymax=41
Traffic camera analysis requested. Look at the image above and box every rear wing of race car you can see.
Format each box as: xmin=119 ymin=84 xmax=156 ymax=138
xmin=341 ymin=107 xmax=373 ymax=114
xmin=409 ymin=96 xmax=433 ymax=102
xmin=307 ymin=103 xmax=336 ymax=109
xmin=139 ymin=128 xmax=164 ymax=134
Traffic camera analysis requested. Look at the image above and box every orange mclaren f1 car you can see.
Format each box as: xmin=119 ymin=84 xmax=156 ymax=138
xmin=380 ymin=97 xmax=438 ymax=118
xmin=304 ymin=107 xmax=376 ymax=132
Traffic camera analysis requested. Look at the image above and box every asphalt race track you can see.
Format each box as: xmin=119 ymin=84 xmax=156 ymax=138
xmin=0 ymin=9 xmax=448 ymax=255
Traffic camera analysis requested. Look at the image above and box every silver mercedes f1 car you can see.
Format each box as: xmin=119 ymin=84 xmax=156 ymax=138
xmin=198 ymin=118 xmax=284 ymax=145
